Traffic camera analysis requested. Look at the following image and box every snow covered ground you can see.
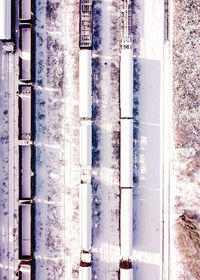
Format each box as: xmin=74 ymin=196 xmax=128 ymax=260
xmin=0 ymin=42 xmax=11 ymax=279
xmin=34 ymin=0 xmax=80 ymax=279
xmin=132 ymin=0 xmax=164 ymax=279
xmin=91 ymin=0 xmax=120 ymax=279
xmin=170 ymin=1 xmax=200 ymax=279
xmin=0 ymin=23 xmax=19 ymax=279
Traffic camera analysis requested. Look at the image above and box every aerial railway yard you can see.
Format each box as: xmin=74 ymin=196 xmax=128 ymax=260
xmin=0 ymin=0 xmax=167 ymax=279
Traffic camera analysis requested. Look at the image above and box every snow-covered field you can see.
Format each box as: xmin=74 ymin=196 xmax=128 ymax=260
xmin=170 ymin=1 xmax=200 ymax=279
xmin=132 ymin=0 xmax=164 ymax=279
xmin=34 ymin=0 xmax=80 ymax=279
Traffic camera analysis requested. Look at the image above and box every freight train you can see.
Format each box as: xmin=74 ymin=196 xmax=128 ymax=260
xmin=17 ymin=1 xmax=35 ymax=279
xmin=79 ymin=1 xmax=93 ymax=279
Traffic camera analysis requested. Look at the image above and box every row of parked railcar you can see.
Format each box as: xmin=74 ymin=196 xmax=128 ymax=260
xmin=19 ymin=24 xmax=34 ymax=82
xmin=17 ymin=1 xmax=35 ymax=280
xmin=0 ymin=0 xmax=12 ymax=41
xmin=79 ymin=0 xmax=134 ymax=279
xmin=79 ymin=0 xmax=93 ymax=49
xmin=0 ymin=0 xmax=35 ymax=278
xmin=120 ymin=1 xmax=134 ymax=279
xmin=79 ymin=1 xmax=93 ymax=280
xmin=18 ymin=85 xmax=34 ymax=141
xmin=0 ymin=0 xmax=34 ymax=41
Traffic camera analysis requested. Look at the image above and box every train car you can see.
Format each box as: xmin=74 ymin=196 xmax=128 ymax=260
xmin=120 ymin=49 xmax=133 ymax=118
xmin=120 ymin=259 xmax=133 ymax=280
xmin=18 ymin=85 xmax=34 ymax=141
xmin=79 ymin=252 xmax=91 ymax=280
xmin=19 ymin=24 xmax=34 ymax=82
xmin=0 ymin=0 xmax=11 ymax=40
xmin=80 ymin=120 xmax=92 ymax=167
xmin=80 ymin=251 xmax=91 ymax=265
xmin=79 ymin=49 xmax=92 ymax=118
xmin=79 ymin=0 xmax=93 ymax=49
xmin=19 ymin=203 xmax=34 ymax=259
xmin=120 ymin=119 xmax=133 ymax=188
xmin=120 ymin=0 xmax=133 ymax=43
xmin=17 ymin=260 xmax=34 ymax=280
xmin=19 ymin=145 xmax=34 ymax=200
xmin=79 ymin=266 xmax=91 ymax=280
xmin=19 ymin=0 xmax=34 ymax=22
xmin=79 ymin=184 xmax=92 ymax=250
xmin=120 ymin=188 xmax=133 ymax=258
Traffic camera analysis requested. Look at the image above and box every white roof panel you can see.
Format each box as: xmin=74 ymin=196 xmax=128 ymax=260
xmin=120 ymin=119 xmax=133 ymax=188
xmin=0 ymin=0 xmax=11 ymax=40
xmin=79 ymin=266 xmax=91 ymax=280
xmin=20 ymin=264 xmax=31 ymax=280
xmin=79 ymin=184 xmax=92 ymax=250
xmin=79 ymin=50 xmax=92 ymax=118
xmin=120 ymin=188 xmax=133 ymax=258
xmin=21 ymin=204 xmax=32 ymax=256
xmin=120 ymin=49 xmax=133 ymax=118
xmin=120 ymin=268 xmax=133 ymax=280
xmin=19 ymin=0 xmax=32 ymax=20
xmin=80 ymin=120 xmax=92 ymax=167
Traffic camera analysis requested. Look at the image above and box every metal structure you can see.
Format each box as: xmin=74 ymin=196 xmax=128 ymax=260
xmin=79 ymin=0 xmax=93 ymax=48
xmin=120 ymin=0 xmax=133 ymax=49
